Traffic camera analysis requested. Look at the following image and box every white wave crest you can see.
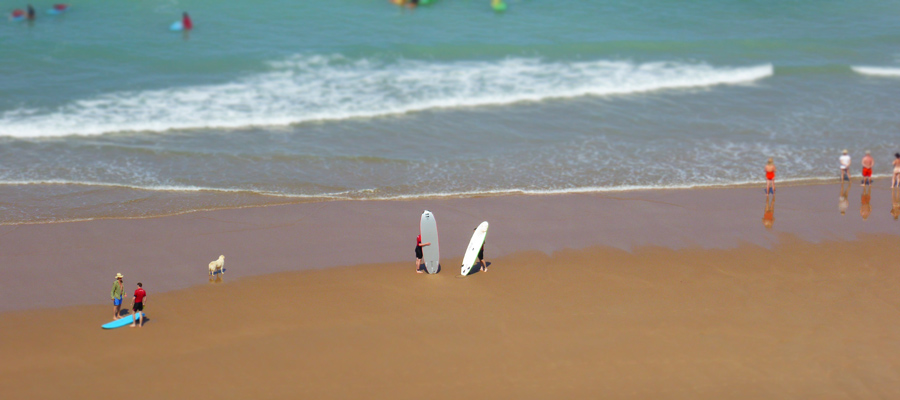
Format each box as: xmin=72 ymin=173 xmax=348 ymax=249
xmin=851 ymin=66 xmax=900 ymax=77
xmin=0 ymin=55 xmax=773 ymax=137
xmin=0 ymin=179 xmax=352 ymax=199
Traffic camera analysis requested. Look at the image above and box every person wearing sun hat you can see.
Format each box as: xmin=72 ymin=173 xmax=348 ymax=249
xmin=839 ymin=149 xmax=851 ymax=182
xmin=110 ymin=273 xmax=127 ymax=319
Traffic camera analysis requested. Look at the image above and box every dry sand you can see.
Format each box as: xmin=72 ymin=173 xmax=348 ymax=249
xmin=1 ymin=184 xmax=900 ymax=398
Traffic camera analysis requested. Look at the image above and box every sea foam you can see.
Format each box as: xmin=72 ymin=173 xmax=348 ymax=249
xmin=851 ymin=66 xmax=900 ymax=77
xmin=0 ymin=55 xmax=773 ymax=137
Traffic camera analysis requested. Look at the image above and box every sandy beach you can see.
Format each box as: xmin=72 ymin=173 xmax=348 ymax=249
xmin=2 ymin=183 xmax=900 ymax=398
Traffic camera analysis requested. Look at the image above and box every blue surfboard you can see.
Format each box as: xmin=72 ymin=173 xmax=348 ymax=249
xmin=170 ymin=21 xmax=183 ymax=31
xmin=102 ymin=312 xmax=145 ymax=329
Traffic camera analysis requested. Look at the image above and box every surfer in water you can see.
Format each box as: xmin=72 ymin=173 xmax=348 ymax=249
xmin=415 ymin=234 xmax=431 ymax=273
xmin=182 ymin=12 xmax=193 ymax=30
xmin=26 ymin=4 xmax=35 ymax=20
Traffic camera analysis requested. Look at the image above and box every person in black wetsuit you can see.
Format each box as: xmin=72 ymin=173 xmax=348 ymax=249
xmin=414 ymin=234 xmax=431 ymax=274
xmin=478 ymin=242 xmax=487 ymax=272
xmin=26 ymin=4 xmax=35 ymax=20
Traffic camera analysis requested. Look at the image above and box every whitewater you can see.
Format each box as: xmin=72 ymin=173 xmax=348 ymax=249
xmin=0 ymin=56 xmax=773 ymax=138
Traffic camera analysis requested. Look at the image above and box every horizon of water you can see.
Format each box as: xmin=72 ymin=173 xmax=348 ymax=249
xmin=2 ymin=0 xmax=900 ymax=224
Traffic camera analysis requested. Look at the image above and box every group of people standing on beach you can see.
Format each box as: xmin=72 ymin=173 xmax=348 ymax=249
xmin=836 ymin=149 xmax=897 ymax=187
xmin=414 ymin=233 xmax=486 ymax=274
xmin=765 ymin=150 xmax=900 ymax=191
xmin=110 ymin=273 xmax=147 ymax=327
xmin=764 ymin=150 xmax=900 ymax=225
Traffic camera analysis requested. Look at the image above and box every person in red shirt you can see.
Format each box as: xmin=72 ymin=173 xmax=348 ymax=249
xmin=182 ymin=12 xmax=193 ymax=31
xmin=130 ymin=282 xmax=147 ymax=328
xmin=414 ymin=234 xmax=431 ymax=273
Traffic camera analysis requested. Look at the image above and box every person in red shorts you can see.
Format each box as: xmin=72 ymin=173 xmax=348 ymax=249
xmin=130 ymin=282 xmax=147 ymax=328
xmin=861 ymin=151 xmax=874 ymax=187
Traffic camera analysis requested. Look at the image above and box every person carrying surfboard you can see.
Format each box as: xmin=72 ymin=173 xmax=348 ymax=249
xmin=111 ymin=273 xmax=127 ymax=319
xmin=415 ymin=234 xmax=431 ymax=274
xmin=478 ymin=243 xmax=487 ymax=272
xmin=130 ymin=282 xmax=147 ymax=328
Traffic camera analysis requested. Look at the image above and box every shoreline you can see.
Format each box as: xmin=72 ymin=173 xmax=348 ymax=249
xmin=2 ymin=181 xmax=898 ymax=313
xmin=1 ymin=174 xmax=896 ymax=226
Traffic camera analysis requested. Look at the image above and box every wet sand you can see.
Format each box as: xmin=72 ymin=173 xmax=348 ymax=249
xmin=1 ymin=183 xmax=900 ymax=398
xmin=1 ymin=182 xmax=898 ymax=312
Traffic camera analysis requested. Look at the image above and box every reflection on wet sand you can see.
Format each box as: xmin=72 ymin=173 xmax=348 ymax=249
xmin=860 ymin=184 xmax=872 ymax=221
xmin=209 ymin=274 xmax=224 ymax=284
xmin=892 ymin=188 xmax=900 ymax=221
xmin=839 ymin=180 xmax=850 ymax=216
xmin=762 ymin=194 xmax=775 ymax=229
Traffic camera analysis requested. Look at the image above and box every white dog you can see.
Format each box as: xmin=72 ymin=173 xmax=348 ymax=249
xmin=208 ymin=255 xmax=225 ymax=277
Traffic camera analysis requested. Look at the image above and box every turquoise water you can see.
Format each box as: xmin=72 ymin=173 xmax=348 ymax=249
xmin=2 ymin=0 xmax=900 ymax=223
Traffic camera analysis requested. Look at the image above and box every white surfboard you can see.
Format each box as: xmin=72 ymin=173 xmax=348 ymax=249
xmin=461 ymin=221 xmax=488 ymax=276
xmin=420 ymin=210 xmax=440 ymax=274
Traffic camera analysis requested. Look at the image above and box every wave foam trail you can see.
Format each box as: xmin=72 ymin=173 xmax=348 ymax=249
xmin=852 ymin=66 xmax=900 ymax=77
xmin=0 ymin=55 xmax=773 ymax=137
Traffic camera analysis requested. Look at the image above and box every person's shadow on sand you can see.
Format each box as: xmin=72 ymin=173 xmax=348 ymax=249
xmin=417 ymin=263 xmax=442 ymax=274
xmin=464 ymin=262 xmax=492 ymax=276
xmin=114 ymin=310 xmax=151 ymax=325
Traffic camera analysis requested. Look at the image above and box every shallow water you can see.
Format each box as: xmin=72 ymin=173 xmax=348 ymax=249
xmin=2 ymin=0 xmax=900 ymax=223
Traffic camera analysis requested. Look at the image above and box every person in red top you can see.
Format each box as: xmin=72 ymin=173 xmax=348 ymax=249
xmin=764 ymin=157 xmax=776 ymax=195
xmin=182 ymin=12 xmax=193 ymax=31
xmin=130 ymin=282 xmax=147 ymax=328
xmin=414 ymin=234 xmax=431 ymax=274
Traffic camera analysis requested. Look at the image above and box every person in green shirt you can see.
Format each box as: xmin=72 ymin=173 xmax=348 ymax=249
xmin=111 ymin=273 xmax=127 ymax=319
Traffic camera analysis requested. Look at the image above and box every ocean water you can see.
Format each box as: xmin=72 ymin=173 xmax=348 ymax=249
xmin=2 ymin=0 xmax=900 ymax=224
